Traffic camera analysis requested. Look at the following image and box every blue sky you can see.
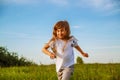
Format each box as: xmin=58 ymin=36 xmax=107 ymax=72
xmin=0 ymin=0 xmax=120 ymax=64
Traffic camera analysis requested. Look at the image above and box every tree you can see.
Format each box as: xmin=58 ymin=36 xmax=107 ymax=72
xmin=0 ymin=46 xmax=37 ymax=67
xmin=76 ymin=56 xmax=84 ymax=64
xmin=0 ymin=47 xmax=8 ymax=67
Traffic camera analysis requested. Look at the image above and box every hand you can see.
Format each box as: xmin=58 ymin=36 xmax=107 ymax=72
xmin=82 ymin=53 xmax=89 ymax=57
xmin=50 ymin=53 xmax=56 ymax=59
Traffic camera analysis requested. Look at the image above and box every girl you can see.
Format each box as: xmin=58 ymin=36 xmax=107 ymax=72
xmin=42 ymin=20 xmax=88 ymax=80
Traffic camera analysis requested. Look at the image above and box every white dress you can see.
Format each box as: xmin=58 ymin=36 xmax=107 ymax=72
xmin=49 ymin=36 xmax=78 ymax=72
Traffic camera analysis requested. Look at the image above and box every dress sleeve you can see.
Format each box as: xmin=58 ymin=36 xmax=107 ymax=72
xmin=71 ymin=36 xmax=78 ymax=47
xmin=48 ymin=40 xmax=55 ymax=48
xmin=48 ymin=40 xmax=57 ymax=53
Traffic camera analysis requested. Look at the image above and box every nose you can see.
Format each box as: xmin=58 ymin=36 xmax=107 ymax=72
xmin=58 ymin=31 xmax=62 ymax=34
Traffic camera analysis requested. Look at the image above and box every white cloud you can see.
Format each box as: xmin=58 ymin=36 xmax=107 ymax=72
xmin=93 ymin=45 xmax=120 ymax=49
xmin=0 ymin=31 xmax=40 ymax=39
xmin=48 ymin=0 xmax=69 ymax=6
xmin=3 ymin=0 xmax=68 ymax=6
xmin=102 ymin=8 xmax=120 ymax=16
xmin=3 ymin=0 xmax=42 ymax=5
xmin=3 ymin=0 xmax=120 ymax=10
xmin=72 ymin=26 xmax=81 ymax=29
xmin=2 ymin=0 xmax=120 ymax=15
xmin=76 ymin=0 xmax=118 ymax=10
xmin=75 ymin=0 xmax=120 ymax=15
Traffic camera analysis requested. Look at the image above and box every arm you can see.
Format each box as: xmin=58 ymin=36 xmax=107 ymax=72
xmin=42 ymin=43 xmax=56 ymax=59
xmin=74 ymin=45 xmax=88 ymax=57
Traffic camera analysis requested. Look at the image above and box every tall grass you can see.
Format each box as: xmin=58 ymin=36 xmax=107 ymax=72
xmin=72 ymin=64 xmax=120 ymax=80
xmin=0 ymin=64 xmax=120 ymax=80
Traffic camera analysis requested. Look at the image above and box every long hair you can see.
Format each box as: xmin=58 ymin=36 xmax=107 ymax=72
xmin=50 ymin=20 xmax=71 ymax=41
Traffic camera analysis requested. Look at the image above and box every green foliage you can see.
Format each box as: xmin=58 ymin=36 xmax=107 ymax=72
xmin=0 ymin=64 xmax=120 ymax=80
xmin=76 ymin=56 xmax=83 ymax=64
xmin=0 ymin=46 xmax=37 ymax=67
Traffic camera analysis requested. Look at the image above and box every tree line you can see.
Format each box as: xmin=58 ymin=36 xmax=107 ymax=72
xmin=0 ymin=46 xmax=83 ymax=67
xmin=0 ymin=46 xmax=37 ymax=67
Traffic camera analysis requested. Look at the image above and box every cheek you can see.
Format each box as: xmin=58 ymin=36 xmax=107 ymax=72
xmin=56 ymin=32 xmax=59 ymax=35
xmin=62 ymin=31 xmax=67 ymax=35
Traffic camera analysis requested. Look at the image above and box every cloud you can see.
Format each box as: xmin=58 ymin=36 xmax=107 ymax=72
xmin=93 ymin=45 xmax=120 ymax=50
xmin=3 ymin=0 xmax=120 ymax=10
xmin=102 ymin=8 xmax=120 ymax=16
xmin=77 ymin=0 xmax=118 ymax=10
xmin=48 ymin=0 xmax=69 ymax=6
xmin=72 ymin=26 xmax=81 ymax=29
xmin=75 ymin=0 xmax=120 ymax=15
xmin=2 ymin=0 xmax=120 ymax=15
xmin=2 ymin=0 xmax=42 ymax=5
xmin=0 ymin=31 xmax=40 ymax=39
xmin=2 ymin=0 xmax=68 ymax=6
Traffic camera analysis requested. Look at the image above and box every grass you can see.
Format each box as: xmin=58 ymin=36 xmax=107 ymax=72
xmin=0 ymin=64 xmax=120 ymax=80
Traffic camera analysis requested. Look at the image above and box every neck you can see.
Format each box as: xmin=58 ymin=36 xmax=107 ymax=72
xmin=59 ymin=38 xmax=68 ymax=42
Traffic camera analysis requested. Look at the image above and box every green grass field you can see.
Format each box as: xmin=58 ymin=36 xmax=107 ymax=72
xmin=0 ymin=64 xmax=120 ymax=80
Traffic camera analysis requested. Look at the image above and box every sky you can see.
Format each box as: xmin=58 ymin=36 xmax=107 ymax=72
xmin=0 ymin=0 xmax=120 ymax=64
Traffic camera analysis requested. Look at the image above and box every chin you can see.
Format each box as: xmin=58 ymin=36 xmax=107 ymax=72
xmin=58 ymin=37 xmax=63 ymax=39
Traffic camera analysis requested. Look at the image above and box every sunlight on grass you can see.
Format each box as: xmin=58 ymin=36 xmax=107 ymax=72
xmin=0 ymin=64 xmax=120 ymax=80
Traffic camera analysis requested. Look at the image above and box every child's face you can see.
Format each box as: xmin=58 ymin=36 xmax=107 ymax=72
xmin=56 ymin=28 xmax=66 ymax=39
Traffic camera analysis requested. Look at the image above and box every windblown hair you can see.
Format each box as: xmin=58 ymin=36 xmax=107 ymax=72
xmin=50 ymin=20 xmax=71 ymax=41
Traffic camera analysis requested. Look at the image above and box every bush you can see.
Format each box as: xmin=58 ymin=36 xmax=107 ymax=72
xmin=0 ymin=46 xmax=37 ymax=67
xmin=76 ymin=56 xmax=83 ymax=64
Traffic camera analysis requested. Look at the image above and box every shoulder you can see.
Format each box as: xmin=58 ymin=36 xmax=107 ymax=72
xmin=46 ymin=38 xmax=55 ymax=47
xmin=69 ymin=36 xmax=78 ymax=47
xmin=48 ymin=37 xmax=56 ymax=43
xmin=69 ymin=36 xmax=78 ymax=41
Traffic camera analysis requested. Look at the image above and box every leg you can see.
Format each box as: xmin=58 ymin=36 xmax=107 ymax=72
xmin=62 ymin=67 xmax=74 ymax=80
xmin=57 ymin=69 xmax=64 ymax=80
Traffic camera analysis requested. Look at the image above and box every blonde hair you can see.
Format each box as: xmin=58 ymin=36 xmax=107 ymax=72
xmin=50 ymin=20 xmax=71 ymax=41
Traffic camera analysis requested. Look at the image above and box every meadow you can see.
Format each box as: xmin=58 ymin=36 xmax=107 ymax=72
xmin=0 ymin=64 xmax=120 ymax=80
